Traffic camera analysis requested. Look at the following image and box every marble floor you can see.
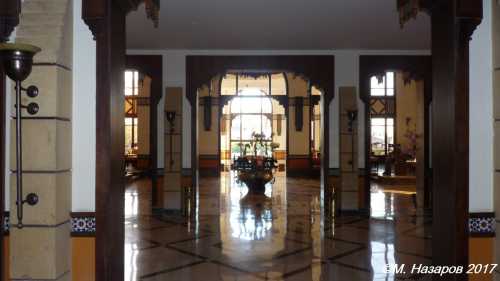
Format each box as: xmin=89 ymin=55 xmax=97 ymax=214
xmin=124 ymin=172 xmax=431 ymax=281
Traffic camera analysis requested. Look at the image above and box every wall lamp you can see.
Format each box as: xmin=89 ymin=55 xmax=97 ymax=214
xmin=166 ymin=111 xmax=176 ymax=170
xmin=346 ymin=110 xmax=357 ymax=132
xmin=0 ymin=43 xmax=41 ymax=228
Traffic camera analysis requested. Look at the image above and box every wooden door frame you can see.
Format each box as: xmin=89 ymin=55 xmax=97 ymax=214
xmin=0 ymin=1 xmax=451 ymax=281
xmin=359 ymin=55 xmax=433 ymax=213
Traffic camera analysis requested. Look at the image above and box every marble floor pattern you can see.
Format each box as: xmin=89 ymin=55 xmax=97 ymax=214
xmin=125 ymin=172 xmax=432 ymax=281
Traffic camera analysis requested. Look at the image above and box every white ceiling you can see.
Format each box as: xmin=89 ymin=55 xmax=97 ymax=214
xmin=126 ymin=0 xmax=430 ymax=50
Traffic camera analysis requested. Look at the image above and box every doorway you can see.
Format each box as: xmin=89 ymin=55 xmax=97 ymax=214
xmin=124 ymin=69 xmax=151 ymax=177
xmin=219 ymin=73 xmax=288 ymax=173
xmin=359 ymin=56 xmax=432 ymax=217
xmin=367 ymin=70 xmax=431 ymax=220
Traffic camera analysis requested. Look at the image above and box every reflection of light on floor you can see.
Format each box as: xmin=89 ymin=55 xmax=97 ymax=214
xmin=226 ymin=172 xmax=274 ymax=241
xmin=232 ymin=208 xmax=273 ymax=240
xmin=125 ymin=191 xmax=139 ymax=217
xmin=124 ymin=243 xmax=139 ymax=281
xmin=371 ymin=191 xmax=394 ymax=219
xmin=370 ymin=241 xmax=396 ymax=280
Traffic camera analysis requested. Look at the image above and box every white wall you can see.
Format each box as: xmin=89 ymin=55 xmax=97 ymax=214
xmin=469 ymin=0 xmax=493 ymax=212
xmin=4 ymin=29 xmax=16 ymax=211
xmin=72 ymin=0 xmax=96 ymax=212
xmin=127 ymin=49 xmax=430 ymax=171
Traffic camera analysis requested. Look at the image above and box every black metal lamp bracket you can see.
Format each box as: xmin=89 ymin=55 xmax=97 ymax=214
xmin=0 ymin=43 xmax=42 ymax=228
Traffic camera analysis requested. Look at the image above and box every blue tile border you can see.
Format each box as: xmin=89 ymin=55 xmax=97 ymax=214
xmin=469 ymin=212 xmax=495 ymax=237
xmin=3 ymin=211 xmax=9 ymax=234
xmin=70 ymin=212 xmax=96 ymax=237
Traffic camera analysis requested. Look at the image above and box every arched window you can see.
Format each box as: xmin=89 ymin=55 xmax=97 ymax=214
xmin=221 ymin=73 xmax=286 ymax=158
xmin=230 ymin=89 xmax=273 ymax=142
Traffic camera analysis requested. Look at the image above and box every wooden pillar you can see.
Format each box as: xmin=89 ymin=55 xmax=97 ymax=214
xmin=430 ymin=0 xmax=482 ymax=275
xmin=82 ymin=0 xmax=141 ymax=280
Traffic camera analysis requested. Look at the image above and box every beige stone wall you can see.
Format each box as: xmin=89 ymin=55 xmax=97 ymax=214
xmin=164 ymin=87 xmax=183 ymax=210
xmin=339 ymin=87 xmax=359 ymax=211
xmin=313 ymin=104 xmax=321 ymax=151
xmin=198 ymin=79 xmax=220 ymax=156
xmin=395 ymin=72 xmax=419 ymax=151
xmin=9 ymin=0 xmax=73 ymax=280
xmin=272 ymin=100 xmax=287 ymax=167
xmin=286 ymin=74 xmax=310 ymax=156
xmin=286 ymin=73 xmax=308 ymax=98
xmin=137 ymin=75 xmax=151 ymax=155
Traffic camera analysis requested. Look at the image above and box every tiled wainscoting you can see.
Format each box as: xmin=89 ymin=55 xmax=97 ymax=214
xmin=469 ymin=212 xmax=495 ymax=281
xmin=3 ymin=211 xmax=9 ymax=281
xmin=70 ymin=212 xmax=96 ymax=281
xmin=3 ymin=211 xmax=96 ymax=281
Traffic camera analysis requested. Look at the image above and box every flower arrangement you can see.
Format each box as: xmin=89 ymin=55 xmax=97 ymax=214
xmin=232 ymin=132 xmax=279 ymax=193
xmin=238 ymin=132 xmax=280 ymax=157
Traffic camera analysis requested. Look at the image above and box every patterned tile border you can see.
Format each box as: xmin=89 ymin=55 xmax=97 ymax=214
xmin=469 ymin=212 xmax=495 ymax=237
xmin=3 ymin=212 xmax=97 ymax=236
xmin=3 ymin=211 xmax=9 ymax=235
xmin=70 ymin=212 xmax=96 ymax=237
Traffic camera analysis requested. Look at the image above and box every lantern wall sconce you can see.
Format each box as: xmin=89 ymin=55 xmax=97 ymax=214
xmin=346 ymin=110 xmax=357 ymax=132
xmin=346 ymin=109 xmax=358 ymax=170
xmin=166 ymin=111 xmax=176 ymax=170
xmin=0 ymin=43 xmax=42 ymax=228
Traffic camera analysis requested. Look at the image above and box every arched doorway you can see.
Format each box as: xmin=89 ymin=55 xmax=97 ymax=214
xmin=186 ymin=56 xmax=335 ymax=221
xmin=359 ymin=56 xmax=432 ymax=216
xmin=219 ymin=73 xmax=284 ymax=172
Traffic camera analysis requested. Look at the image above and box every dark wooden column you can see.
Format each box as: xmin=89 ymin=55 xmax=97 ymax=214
xmin=430 ymin=0 xmax=481 ymax=276
xmin=0 ymin=1 xmax=20 ymax=280
xmin=83 ymin=1 xmax=141 ymax=280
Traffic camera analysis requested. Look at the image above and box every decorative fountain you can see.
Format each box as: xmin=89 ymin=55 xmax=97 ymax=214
xmin=232 ymin=133 xmax=279 ymax=196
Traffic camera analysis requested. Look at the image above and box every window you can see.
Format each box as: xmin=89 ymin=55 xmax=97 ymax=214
xmin=371 ymin=118 xmax=394 ymax=156
xmin=125 ymin=70 xmax=139 ymax=96
xmin=124 ymin=70 xmax=140 ymax=154
xmin=230 ymin=88 xmax=273 ymax=158
xmin=125 ymin=117 xmax=138 ymax=154
xmin=370 ymin=71 xmax=394 ymax=97
xmin=221 ymin=74 xmax=285 ymax=158
xmin=370 ymin=72 xmax=395 ymax=156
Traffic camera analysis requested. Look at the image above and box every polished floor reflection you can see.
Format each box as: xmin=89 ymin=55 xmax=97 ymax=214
xmin=125 ymin=172 xmax=431 ymax=281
